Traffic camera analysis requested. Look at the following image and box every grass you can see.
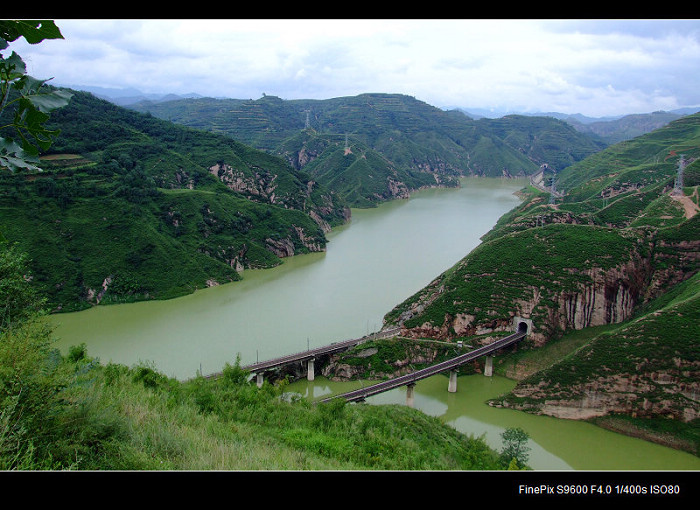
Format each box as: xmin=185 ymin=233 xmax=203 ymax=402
xmin=495 ymin=324 xmax=620 ymax=380
xmin=1 ymin=323 xmax=508 ymax=470
xmin=67 ymin=359 xmax=506 ymax=470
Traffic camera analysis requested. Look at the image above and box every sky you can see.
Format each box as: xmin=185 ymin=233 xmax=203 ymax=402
xmin=8 ymin=19 xmax=700 ymax=118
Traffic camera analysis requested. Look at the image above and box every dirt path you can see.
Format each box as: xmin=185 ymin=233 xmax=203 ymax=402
xmin=671 ymin=187 xmax=699 ymax=219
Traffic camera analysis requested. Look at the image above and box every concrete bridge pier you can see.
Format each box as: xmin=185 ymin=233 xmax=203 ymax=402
xmin=307 ymin=358 xmax=315 ymax=381
xmin=256 ymin=372 xmax=264 ymax=388
xmin=484 ymin=356 xmax=494 ymax=377
xmin=448 ymin=370 xmax=458 ymax=393
xmin=406 ymin=383 xmax=416 ymax=407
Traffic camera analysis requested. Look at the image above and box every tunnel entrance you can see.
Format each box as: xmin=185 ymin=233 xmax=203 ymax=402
xmin=513 ymin=317 xmax=532 ymax=336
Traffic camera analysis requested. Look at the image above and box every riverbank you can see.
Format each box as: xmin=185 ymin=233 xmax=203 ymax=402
xmin=309 ymin=331 xmax=699 ymax=461
xmin=49 ymin=178 xmax=526 ymax=379
xmin=45 ymin=176 xmax=700 ymax=469
xmin=591 ymin=415 xmax=699 ymax=456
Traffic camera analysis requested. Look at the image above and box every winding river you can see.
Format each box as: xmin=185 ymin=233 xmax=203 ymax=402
xmin=48 ymin=178 xmax=700 ymax=470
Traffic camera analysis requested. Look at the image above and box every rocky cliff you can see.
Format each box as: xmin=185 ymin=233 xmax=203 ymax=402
xmin=381 ymin=210 xmax=698 ymax=431
xmin=492 ymin=271 xmax=700 ymax=426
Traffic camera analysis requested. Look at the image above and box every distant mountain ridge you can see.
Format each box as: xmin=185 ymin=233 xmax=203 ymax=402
xmin=127 ymin=92 xmax=605 ymax=207
xmin=458 ymin=106 xmax=700 ymax=145
xmin=55 ymin=84 xmax=206 ymax=107
xmin=81 ymin=84 xmax=692 ymax=178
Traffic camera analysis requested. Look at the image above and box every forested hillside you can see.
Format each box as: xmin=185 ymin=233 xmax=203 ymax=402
xmin=131 ymin=93 xmax=605 ymax=207
xmin=0 ymin=90 xmax=348 ymax=311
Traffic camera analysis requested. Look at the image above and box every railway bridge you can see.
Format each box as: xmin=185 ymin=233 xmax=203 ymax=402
xmin=235 ymin=327 xmax=401 ymax=387
xmin=240 ymin=317 xmax=532 ymax=405
xmin=318 ymin=319 xmax=530 ymax=406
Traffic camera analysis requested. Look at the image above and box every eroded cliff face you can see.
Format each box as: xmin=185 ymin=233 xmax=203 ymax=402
xmin=264 ymin=225 xmax=325 ymax=258
xmin=501 ymin=366 xmax=700 ymax=422
xmin=208 ymin=162 xmax=348 ymax=234
xmin=540 ymin=258 xmax=649 ymax=344
xmin=396 ymin=258 xmax=650 ymax=347
xmin=394 ymin=232 xmax=698 ymax=348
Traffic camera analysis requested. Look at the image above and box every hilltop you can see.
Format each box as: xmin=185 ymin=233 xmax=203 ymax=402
xmin=0 ymin=90 xmax=607 ymax=311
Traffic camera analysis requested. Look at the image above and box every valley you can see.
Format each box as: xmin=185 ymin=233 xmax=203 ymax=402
xmin=1 ymin=80 xmax=698 ymax=470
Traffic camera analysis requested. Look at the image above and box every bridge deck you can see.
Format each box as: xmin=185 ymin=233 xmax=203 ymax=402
xmin=205 ymin=327 xmax=402 ymax=378
xmin=317 ymin=331 xmax=526 ymax=404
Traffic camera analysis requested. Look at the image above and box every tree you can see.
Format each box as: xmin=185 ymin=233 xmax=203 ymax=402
xmin=499 ymin=426 xmax=531 ymax=468
xmin=0 ymin=241 xmax=45 ymax=329
xmin=0 ymin=20 xmax=72 ymax=172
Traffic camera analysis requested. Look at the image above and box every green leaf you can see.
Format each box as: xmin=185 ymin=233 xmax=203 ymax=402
xmin=0 ymin=51 xmax=27 ymax=81
xmin=26 ymin=88 xmax=73 ymax=113
xmin=0 ymin=153 xmax=41 ymax=172
xmin=0 ymin=136 xmax=41 ymax=172
xmin=0 ymin=20 xmax=64 ymax=45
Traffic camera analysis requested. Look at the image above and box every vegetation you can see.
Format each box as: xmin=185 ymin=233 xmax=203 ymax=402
xmin=1 ymin=20 xmax=697 ymax=468
xmin=0 ymin=89 xmax=350 ymax=311
xmin=0 ymin=21 xmax=73 ymax=172
xmin=132 ymin=93 xmax=605 ymax=207
xmin=0 ymin=23 xmax=508 ymax=468
xmin=0 ymin=238 xmax=510 ymax=470
xmin=499 ymin=427 xmax=531 ymax=469
xmin=383 ymin=112 xmax=700 ymax=453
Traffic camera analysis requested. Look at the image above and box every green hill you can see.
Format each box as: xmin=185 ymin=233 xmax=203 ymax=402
xmin=0 ymin=90 xmax=349 ymax=311
xmin=382 ymin=113 xmax=700 ymax=445
xmin=131 ymin=93 xmax=604 ymax=206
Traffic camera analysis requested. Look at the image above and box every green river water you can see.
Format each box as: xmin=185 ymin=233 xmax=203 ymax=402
xmin=48 ymin=178 xmax=700 ymax=471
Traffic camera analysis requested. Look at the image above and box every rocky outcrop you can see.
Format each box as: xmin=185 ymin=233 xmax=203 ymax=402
xmin=550 ymin=260 xmax=647 ymax=335
xmin=264 ymin=225 xmax=326 ymax=260
xmin=86 ymin=275 xmax=113 ymax=304
xmin=265 ymin=238 xmax=295 ymax=258
xmin=385 ymin=177 xmax=410 ymax=200
xmin=209 ymin=163 xmax=278 ymax=202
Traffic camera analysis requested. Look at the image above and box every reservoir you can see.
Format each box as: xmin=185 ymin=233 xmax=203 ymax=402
xmin=48 ymin=177 xmax=700 ymax=470
xmin=50 ymin=177 xmax=524 ymax=378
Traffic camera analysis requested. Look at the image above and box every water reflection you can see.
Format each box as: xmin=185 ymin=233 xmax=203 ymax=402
xmin=288 ymin=374 xmax=700 ymax=471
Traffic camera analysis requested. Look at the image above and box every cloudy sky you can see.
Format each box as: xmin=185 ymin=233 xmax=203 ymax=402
xmin=9 ymin=19 xmax=700 ymax=118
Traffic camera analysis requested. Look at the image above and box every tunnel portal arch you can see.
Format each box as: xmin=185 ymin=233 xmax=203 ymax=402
xmin=513 ymin=317 xmax=532 ymax=336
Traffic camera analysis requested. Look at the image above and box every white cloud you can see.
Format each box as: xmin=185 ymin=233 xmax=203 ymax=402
xmin=7 ymin=18 xmax=700 ymax=117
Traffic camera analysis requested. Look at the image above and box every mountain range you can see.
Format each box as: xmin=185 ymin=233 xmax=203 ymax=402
xmin=74 ymin=83 xmax=697 ymax=146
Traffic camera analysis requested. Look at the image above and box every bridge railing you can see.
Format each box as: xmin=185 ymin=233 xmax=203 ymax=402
xmin=234 ymin=327 xmax=404 ymax=374
xmin=317 ymin=331 xmax=526 ymax=404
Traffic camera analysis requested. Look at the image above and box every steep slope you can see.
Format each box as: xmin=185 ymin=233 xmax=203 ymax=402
xmin=382 ymin=113 xmax=700 ymax=426
xmin=494 ymin=271 xmax=699 ymax=425
xmin=477 ymin=114 xmax=606 ymax=171
xmin=276 ymin=129 xmax=456 ymax=207
xmin=0 ymin=90 xmax=348 ymax=311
